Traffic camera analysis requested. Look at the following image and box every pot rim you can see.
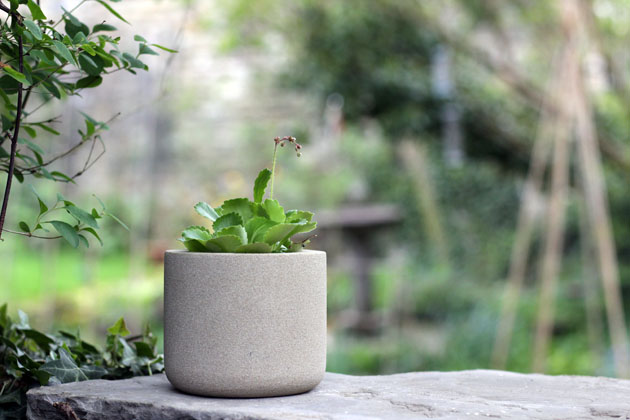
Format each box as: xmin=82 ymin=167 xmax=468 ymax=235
xmin=164 ymin=249 xmax=325 ymax=256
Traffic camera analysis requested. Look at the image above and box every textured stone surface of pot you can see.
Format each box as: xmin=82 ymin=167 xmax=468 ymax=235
xmin=164 ymin=249 xmax=327 ymax=398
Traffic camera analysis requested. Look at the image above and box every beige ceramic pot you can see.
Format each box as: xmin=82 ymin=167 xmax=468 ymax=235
xmin=163 ymin=250 xmax=327 ymax=397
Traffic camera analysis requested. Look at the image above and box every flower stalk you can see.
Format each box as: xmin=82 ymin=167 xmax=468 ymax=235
xmin=270 ymin=136 xmax=301 ymax=200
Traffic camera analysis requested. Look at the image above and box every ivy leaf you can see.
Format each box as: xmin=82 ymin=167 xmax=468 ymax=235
xmin=263 ymin=199 xmax=285 ymax=223
xmin=21 ymin=329 xmax=55 ymax=352
xmin=134 ymin=341 xmax=154 ymax=358
xmin=27 ymin=0 xmax=47 ymax=20
xmin=220 ymin=198 xmax=253 ymax=222
xmin=0 ymin=389 xmax=22 ymax=405
xmin=80 ymin=365 xmax=107 ymax=380
xmin=213 ymin=212 xmax=243 ymax=232
xmin=235 ymin=242 xmax=272 ymax=253
xmin=205 ymin=235 xmax=242 ymax=252
xmin=194 ymin=201 xmax=219 ymax=222
xmin=107 ymin=317 xmax=130 ymax=337
xmin=47 ymin=221 xmax=79 ymax=248
xmin=253 ymin=168 xmax=271 ymax=203
xmin=216 ymin=225 xmax=247 ymax=245
xmin=119 ymin=338 xmax=137 ymax=367
xmin=95 ymin=0 xmax=129 ymax=24
xmin=17 ymin=309 xmax=30 ymax=328
xmin=66 ymin=205 xmax=99 ymax=229
xmin=40 ymin=349 xmax=88 ymax=383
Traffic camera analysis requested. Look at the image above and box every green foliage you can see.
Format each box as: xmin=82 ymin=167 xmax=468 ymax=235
xmin=253 ymin=168 xmax=271 ymax=203
xmin=16 ymin=187 xmax=126 ymax=248
xmin=179 ymin=138 xmax=316 ymax=253
xmin=0 ymin=0 xmax=174 ymax=244
xmin=0 ymin=304 xmax=163 ymax=419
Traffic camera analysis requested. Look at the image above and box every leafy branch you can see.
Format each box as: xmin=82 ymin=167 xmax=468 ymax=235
xmin=2 ymin=186 xmax=128 ymax=247
xmin=0 ymin=0 xmax=176 ymax=243
xmin=0 ymin=0 xmax=24 ymax=241
xmin=0 ymin=304 xmax=163 ymax=419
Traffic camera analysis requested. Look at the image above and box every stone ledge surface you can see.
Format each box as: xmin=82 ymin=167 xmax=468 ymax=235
xmin=27 ymin=370 xmax=630 ymax=419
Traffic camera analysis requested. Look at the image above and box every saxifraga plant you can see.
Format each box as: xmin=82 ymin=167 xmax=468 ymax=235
xmin=0 ymin=0 xmax=175 ymax=247
xmin=0 ymin=304 xmax=164 ymax=419
xmin=179 ymin=136 xmax=317 ymax=253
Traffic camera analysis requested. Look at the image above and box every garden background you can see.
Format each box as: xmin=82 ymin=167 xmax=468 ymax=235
xmin=2 ymin=0 xmax=629 ymax=378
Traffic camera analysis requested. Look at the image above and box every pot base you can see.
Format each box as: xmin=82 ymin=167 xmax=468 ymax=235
xmin=167 ymin=371 xmax=324 ymax=398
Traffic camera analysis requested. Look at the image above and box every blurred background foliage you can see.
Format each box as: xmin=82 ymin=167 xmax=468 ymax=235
xmin=1 ymin=0 xmax=630 ymax=377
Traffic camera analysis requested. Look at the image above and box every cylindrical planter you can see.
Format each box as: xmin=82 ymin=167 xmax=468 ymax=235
xmin=164 ymin=249 xmax=327 ymax=398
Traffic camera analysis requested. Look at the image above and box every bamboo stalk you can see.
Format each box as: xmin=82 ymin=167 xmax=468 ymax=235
xmin=572 ymin=55 xmax=630 ymax=379
xmin=577 ymin=179 xmax=605 ymax=364
xmin=491 ymin=53 xmax=563 ymax=369
xmin=531 ymin=53 xmax=573 ymax=371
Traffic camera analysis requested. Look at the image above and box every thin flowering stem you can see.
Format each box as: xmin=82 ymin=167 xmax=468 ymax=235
xmin=270 ymin=141 xmax=279 ymax=200
xmin=269 ymin=136 xmax=301 ymax=200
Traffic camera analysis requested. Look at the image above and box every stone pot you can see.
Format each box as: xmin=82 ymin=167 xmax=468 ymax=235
xmin=163 ymin=249 xmax=327 ymax=398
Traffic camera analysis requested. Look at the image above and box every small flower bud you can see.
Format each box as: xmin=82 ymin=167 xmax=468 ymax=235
xmin=297 ymin=152 xmax=302 ymax=157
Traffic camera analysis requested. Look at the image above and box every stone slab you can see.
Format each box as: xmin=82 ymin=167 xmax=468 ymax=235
xmin=27 ymin=370 xmax=630 ymax=419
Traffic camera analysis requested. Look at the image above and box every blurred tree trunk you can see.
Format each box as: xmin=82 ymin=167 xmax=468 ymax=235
xmin=398 ymin=140 xmax=449 ymax=266
xmin=431 ymin=45 xmax=464 ymax=167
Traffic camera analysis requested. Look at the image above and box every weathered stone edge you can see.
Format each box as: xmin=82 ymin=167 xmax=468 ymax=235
xmin=27 ymin=391 xmax=279 ymax=420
